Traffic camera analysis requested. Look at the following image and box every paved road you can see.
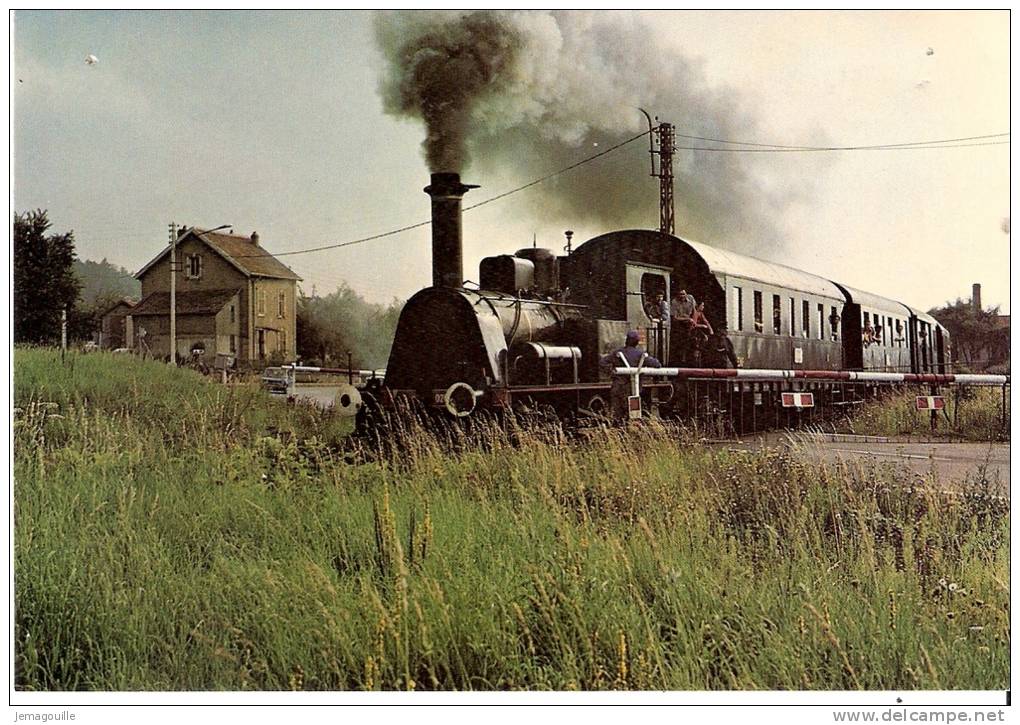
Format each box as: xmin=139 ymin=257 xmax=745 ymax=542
xmin=726 ymin=433 xmax=1009 ymax=493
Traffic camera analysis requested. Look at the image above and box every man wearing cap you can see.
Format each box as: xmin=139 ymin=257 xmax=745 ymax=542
xmin=600 ymin=330 xmax=662 ymax=419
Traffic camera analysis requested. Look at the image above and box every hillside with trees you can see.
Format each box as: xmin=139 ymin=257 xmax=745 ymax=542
xmin=73 ymin=258 xmax=141 ymax=306
xmin=296 ymin=284 xmax=403 ymax=370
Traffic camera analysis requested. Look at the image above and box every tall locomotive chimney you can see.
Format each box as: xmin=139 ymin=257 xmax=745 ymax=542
xmin=424 ymin=172 xmax=478 ymax=288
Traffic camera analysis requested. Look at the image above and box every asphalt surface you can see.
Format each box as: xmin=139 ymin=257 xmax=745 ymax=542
xmin=726 ymin=433 xmax=1010 ymax=493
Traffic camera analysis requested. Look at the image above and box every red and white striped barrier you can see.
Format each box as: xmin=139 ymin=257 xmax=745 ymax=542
xmin=916 ymin=396 xmax=946 ymax=410
xmin=613 ymin=367 xmax=1009 ymax=387
xmin=781 ymin=392 xmax=815 ymax=408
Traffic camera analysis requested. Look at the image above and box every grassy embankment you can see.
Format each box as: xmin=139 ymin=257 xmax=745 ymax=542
xmin=832 ymin=387 xmax=1009 ymax=441
xmin=14 ymin=348 xmax=1009 ymax=690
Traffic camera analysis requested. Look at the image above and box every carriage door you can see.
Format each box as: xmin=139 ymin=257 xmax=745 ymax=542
xmin=625 ymin=262 xmax=671 ymax=363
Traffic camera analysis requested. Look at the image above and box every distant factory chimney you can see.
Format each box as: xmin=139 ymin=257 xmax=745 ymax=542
xmin=972 ymin=283 xmax=982 ymax=312
xmin=251 ymin=231 xmax=260 ymax=246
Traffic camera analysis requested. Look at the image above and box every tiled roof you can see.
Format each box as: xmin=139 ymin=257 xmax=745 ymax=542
xmin=195 ymin=230 xmax=302 ymax=280
xmin=100 ymin=297 xmax=138 ymax=317
xmin=130 ymin=288 xmax=241 ymax=316
xmin=135 ymin=229 xmax=302 ymax=281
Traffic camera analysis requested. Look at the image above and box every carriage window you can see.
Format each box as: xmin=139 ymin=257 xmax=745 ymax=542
xmin=772 ymin=295 xmax=782 ymax=335
xmin=874 ymin=315 xmax=883 ymax=343
xmin=830 ymin=306 xmax=840 ymax=340
xmin=789 ymin=298 xmax=795 ymax=337
xmin=753 ymin=291 xmax=763 ymax=333
xmin=802 ymin=300 xmax=810 ymax=338
xmin=732 ymin=286 xmax=743 ymax=331
xmin=818 ymin=304 xmax=825 ymax=340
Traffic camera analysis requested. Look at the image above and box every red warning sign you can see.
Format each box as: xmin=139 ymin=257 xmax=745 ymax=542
xmin=781 ymin=392 xmax=814 ymax=408
xmin=916 ymin=396 xmax=945 ymax=410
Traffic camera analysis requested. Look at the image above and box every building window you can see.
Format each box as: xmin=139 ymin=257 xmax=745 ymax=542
xmin=229 ymin=334 xmax=236 ymax=353
xmin=772 ymin=294 xmax=781 ymax=335
xmin=278 ymin=292 xmax=286 ymax=319
xmin=256 ymin=289 xmax=266 ymax=317
xmin=229 ymin=304 xmax=235 ymax=324
xmin=186 ymin=254 xmax=202 ymax=279
xmin=802 ymin=300 xmax=810 ymax=338
xmin=732 ymin=286 xmax=743 ymax=331
xmin=280 ymin=330 xmax=287 ymax=353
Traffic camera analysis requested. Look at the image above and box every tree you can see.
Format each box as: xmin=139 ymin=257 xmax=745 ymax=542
xmin=296 ymin=283 xmax=404 ymax=369
xmin=928 ymin=298 xmax=1009 ymax=371
xmin=13 ymin=210 xmax=82 ymax=344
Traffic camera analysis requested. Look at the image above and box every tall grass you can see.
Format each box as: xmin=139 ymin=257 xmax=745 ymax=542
xmin=13 ymin=348 xmax=1009 ymax=690
xmin=835 ymin=387 xmax=1009 ymax=441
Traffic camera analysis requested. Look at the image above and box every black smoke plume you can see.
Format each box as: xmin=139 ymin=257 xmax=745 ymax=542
xmin=375 ymin=11 xmax=521 ymax=172
xmin=374 ymin=10 xmax=829 ymax=255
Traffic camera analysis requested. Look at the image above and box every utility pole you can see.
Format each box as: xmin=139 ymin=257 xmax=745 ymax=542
xmin=639 ymin=109 xmax=676 ymax=236
xmin=61 ymin=307 xmax=67 ymax=363
xmin=656 ymin=121 xmax=676 ymax=236
xmin=169 ymin=221 xmax=178 ymax=365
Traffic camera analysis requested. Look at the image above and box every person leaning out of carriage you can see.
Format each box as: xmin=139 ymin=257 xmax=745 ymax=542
xmin=600 ymin=330 xmax=662 ymax=419
xmin=671 ymin=289 xmax=696 ymax=329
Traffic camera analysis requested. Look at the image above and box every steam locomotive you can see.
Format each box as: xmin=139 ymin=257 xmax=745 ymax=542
xmin=360 ymin=172 xmax=950 ymax=421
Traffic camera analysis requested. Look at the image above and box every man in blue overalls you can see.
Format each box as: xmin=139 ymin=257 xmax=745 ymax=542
xmin=600 ymin=330 xmax=662 ymax=419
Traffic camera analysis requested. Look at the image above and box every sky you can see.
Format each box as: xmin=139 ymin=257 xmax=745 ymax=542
xmin=12 ymin=10 xmax=1010 ymax=313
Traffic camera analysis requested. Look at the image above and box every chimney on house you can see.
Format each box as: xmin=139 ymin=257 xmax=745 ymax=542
xmin=972 ymin=283 xmax=982 ymax=312
xmin=251 ymin=231 xmax=260 ymax=246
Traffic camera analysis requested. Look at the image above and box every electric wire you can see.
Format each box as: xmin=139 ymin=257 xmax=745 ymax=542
xmin=233 ymin=129 xmax=653 ymax=259
xmin=673 ymin=131 xmax=1009 ymax=150
xmin=79 ymin=128 xmax=1009 ymax=263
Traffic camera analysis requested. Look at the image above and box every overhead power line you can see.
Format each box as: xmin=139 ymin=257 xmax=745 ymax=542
xmin=237 ymin=130 xmax=652 ymax=259
xmin=674 ymin=140 xmax=1009 ymax=153
xmin=203 ymin=127 xmax=1011 ymax=260
xmin=674 ymin=131 xmax=1009 ymax=150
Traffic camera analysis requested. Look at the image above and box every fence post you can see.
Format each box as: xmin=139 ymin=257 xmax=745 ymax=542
xmin=1001 ymin=382 xmax=1008 ymax=433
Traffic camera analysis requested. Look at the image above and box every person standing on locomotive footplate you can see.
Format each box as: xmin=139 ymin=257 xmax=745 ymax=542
xmin=670 ymin=289 xmax=697 ymax=366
